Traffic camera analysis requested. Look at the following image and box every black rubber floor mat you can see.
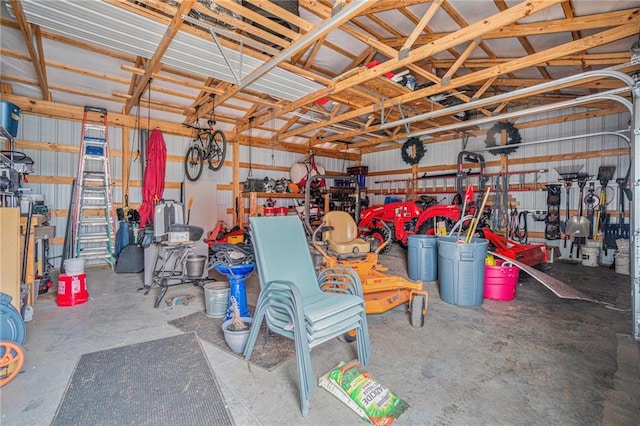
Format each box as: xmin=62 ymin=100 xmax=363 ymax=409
xmin=169 ymin=309 xmax=295 ymax=371
xmin=52 ymin=332 xmax=234 ymax=426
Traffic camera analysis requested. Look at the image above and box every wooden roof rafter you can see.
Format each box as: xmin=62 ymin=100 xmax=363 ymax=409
xmin=493 ymin=0 xmax=554 ymax=82
xmin=379 ymin=7 xmax=640 ymax=47
xmin=2 ymin=0 xmax=639 ymax=157
xmin=8 ymin=0 xmax=50 ymax=101
xmin=440 ymin=0 xmax=520 ymax=82
xmin=123 ymin=0 xmax=196 ymax=114
xmin=398 ymin=0 xmax=443 ymax=58
xmin=248 ymin=0 xmax=564 ymax=132
xmin=262 ymin=13 xmax=637 ymax=151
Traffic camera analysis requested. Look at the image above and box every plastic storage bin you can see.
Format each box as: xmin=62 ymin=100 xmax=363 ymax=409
xmin=407 ymin=234 xmax=437 ymax=281
xmin=437 ymin=236 xmax=488 ymax=307
xmin=484 ymin=261 xmax=519 ymax=301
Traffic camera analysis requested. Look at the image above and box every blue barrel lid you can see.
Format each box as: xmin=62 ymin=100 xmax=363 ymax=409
xmin=0 ymin=293 xmax=26 ymax=345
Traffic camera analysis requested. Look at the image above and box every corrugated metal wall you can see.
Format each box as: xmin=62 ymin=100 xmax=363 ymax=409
xmin=12 ymin=114 xmax=354 ymax=268
xmin=11 ymin=106 xmax=629 ymax=268
xmin=362 ymin=107 xmax=631 ymax=262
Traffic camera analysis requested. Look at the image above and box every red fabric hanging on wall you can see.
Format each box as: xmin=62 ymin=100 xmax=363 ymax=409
xmin=138 ymin=129 xmax=167 ymax=228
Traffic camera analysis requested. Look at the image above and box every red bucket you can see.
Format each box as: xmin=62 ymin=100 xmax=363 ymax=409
xmin=264 ymin=207 xmax=275 ymax=216
xmin=275 ymin=207 xmax=288 ymax=216
xmin=56 ymin=273 xmax=89 ymax=307
xmin=483 ymin=261 xmax=519 ymax=301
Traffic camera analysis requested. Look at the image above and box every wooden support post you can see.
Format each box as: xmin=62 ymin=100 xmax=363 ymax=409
xmin=249 ymin=192 xmax=258 ymax=217
xmin=410 ymin=163 xmax=418 ymax=200
xmin=122 ymin=126 xmax=130 ymax=202
xmin=499 ymin=129 xmax=509 ymax=234
xmin=233 ymin=129 xmax=241 ymax=227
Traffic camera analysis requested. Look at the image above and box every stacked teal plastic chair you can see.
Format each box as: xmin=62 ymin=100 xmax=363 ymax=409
xmin=244 ymin=216 xmax=370 ymax=416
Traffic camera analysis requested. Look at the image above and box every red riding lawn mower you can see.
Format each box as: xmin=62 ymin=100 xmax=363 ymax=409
xmin=359 ymin=151 xmax=489 ymax=251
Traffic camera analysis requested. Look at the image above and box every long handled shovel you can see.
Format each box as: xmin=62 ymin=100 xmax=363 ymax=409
xmin=465 ymin=186 xmax=491 ymax=243
xmin=186 ymin=196 xmax=194 ymax=224
xmin=456 ymin=185 xmax=474 ymax=241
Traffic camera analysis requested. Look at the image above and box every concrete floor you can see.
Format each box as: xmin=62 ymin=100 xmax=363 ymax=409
xmin=2 ymin=244 xmax=639 ymax=425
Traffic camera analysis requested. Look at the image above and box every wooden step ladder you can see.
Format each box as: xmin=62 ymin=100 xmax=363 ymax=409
xmin=72 ymin=106 xmax=116 ymax=268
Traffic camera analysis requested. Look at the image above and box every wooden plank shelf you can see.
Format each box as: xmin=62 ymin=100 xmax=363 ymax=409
xmin=241 ymin=192 xmax=305 ymax=199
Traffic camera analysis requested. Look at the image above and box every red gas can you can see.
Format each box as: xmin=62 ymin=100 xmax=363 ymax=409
xmin=56 ymin=273 xmax=89 ymax=307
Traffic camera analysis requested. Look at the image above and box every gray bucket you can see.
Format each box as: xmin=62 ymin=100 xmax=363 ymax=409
xmin=185 ymin=254 xmax=206 ymax=278
xmin=204 ymin=282 xmax=230 ymax=318
xmin=437 ymin=236 xmax=488 ymax=307
xmin=407 ymin=234 xmax=437 ymax=281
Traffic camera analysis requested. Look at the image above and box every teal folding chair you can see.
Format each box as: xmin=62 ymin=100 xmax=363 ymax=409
xmin=244 ymin=216 xmax=370 ymax=416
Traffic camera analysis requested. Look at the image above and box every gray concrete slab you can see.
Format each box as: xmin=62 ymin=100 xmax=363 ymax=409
xmin=1 ymin=244 xmax=638 ymax=425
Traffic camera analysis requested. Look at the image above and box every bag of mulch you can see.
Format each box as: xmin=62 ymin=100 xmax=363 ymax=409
xmin=319 ymin=360 xmax=408 ymax=425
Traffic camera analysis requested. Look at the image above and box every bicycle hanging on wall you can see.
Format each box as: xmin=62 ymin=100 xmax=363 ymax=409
xmin=183 ymin=94 xmax=227 ymax=181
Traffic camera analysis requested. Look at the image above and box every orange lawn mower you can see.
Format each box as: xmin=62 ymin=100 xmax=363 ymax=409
xmin=311 ymin=211 xmax=428 ymax=327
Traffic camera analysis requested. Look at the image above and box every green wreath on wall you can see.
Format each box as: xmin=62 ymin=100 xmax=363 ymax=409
xmin=401 ymin=137 xmax=426 ymax=165
xmin=484 ymin=121 xmax=522 ymax=156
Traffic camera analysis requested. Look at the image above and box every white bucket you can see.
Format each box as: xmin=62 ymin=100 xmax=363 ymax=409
xmin=615 ymin=238 xmax=629 ymax=253
xmin=614 ymin=253 xmax=630 ymax=275
xmin=63 ymin=258 xmax=85 ymax=276
xmin=204 ymin=282 xmax=230 ymax=318
xmin=581 ymin=247 xmax=599 ymax=267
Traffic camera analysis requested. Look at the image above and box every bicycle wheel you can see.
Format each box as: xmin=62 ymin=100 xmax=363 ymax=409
xmin=184 ymin=145 xmax=204 ymax=181
xmin=207 ymin=129 xmax=227 ymax=171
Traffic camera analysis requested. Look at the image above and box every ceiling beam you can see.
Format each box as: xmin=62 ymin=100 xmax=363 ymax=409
xmin=494 ymin=0 xmax=553 ymax=81
xmin=8 ymin=0 xmax=50 ymax=100
xmin=238 ymin=0 xmax=374 ymax=90
xmin=1 ymin=93 xmax=358 ymax=160
xmin=441 ymin=37 xmax=482 ymax=85
xmin=286 ymin=21 xmax=638 ymax=147
xmin=380 ymin=8 xmax=640 ymax=46
xmin=427 ymin=52 xmax=632 ymax=68
xmin=398 ymin=0 xmax=442 ymax=57
xmin=249 ymin=0 xmax=563 ymax=130
xmin=123 ymin=0 xmax=196 ymax=114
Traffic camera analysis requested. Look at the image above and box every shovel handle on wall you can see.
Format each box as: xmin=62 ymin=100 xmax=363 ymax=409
xmin=187 ymin=196 xmax=193 ymax=224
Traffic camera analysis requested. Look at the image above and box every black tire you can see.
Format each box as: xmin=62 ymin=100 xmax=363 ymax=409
xmin=410 ymin=294 xmax=426 ymax=327
xmin=369 ymin=227 xmax=391 ymax=254
xmin=185 ymin=145 xmax=204 ymax=182
xmin=343 ymin=329 xmax=357 ymax=343
xmin=207 ymin=129 xmax=227 ymax=171
xmin=416 ymin=218 xmax=436 ymax=235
